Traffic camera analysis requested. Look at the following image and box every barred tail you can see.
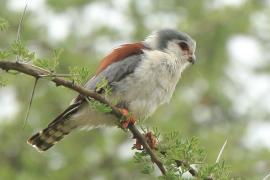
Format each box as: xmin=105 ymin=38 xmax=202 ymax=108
xmin=27 ymin=120 xmax=76 ymax=151
xmin=27 ymin=102 xmax=82 ymax=151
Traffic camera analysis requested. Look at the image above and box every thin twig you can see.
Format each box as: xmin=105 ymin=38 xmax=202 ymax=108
xmin=39 ymin=73 xmax=80 ymax=78
xmin=23 ymin=77 xmax=39 ymax=128
xmin=175 ymin=159 xmax=198 ymax=177
xmin=0 ymin=60 xmax=166 ymax=175
xmin=16 ymin=0 xmax=30 ymax=62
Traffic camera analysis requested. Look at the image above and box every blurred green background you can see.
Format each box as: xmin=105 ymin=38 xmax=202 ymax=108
xmin=0 ymin=0 xmax=270 ymax=179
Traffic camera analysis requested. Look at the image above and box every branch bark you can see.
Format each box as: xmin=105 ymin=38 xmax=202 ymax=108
xmin=0 ymin=60 xmax=166 ymax=175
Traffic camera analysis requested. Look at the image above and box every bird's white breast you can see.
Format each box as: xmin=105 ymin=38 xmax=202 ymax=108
xmin=111 ymin=50 xmax=189 ymax=119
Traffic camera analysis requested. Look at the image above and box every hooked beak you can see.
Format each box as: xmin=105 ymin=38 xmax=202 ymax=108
xmin=188 ymin=54 xmax=196 ymax=65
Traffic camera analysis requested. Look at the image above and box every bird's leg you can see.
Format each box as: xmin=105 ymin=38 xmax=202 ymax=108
xmin=118 ymin=108 xmax=136 ymax=128
xmin=117 ymin=108 xmax=157 ymax=150
xmin=134 ymin=131 xmax=157 ymax=150
xmin=145 ymin=131 xmax=158 ymax=150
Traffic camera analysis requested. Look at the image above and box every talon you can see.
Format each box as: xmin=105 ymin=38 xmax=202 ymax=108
xmin=134 ymin=138 xmax=143 ymax=150
xmin=145 ymin=131 xmax=157 ymax=150
xmin=118 ymin=108 xmax=129 ymax=116
xmin=121 ymin=120 xmax=130 ymax=129
xmin=118 ymin=108 xmax=136 ymax=128
xmin=133 ymin=131 xmax=158 ymax=150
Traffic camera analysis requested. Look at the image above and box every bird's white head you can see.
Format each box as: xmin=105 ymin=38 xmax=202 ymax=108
xmin=144 ymin=29 xmax=197 ymax=65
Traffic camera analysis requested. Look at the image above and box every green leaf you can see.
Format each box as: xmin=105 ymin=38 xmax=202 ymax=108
xmin=95 ymin=77 xmax=112 ymax=96
xmin=69 ymin=66 xmax=90 ymax=85
xmin=0 ymin=49 xmax=12 ymax=60
xmin=51 ymin=48 xmax=63 ymax=68
xmin=0 ymin=77 xmax=6 ymax=87
xmin=33 ymin=58 xmax=51 ymax=70
xmin=86 ymin=98 xmax=112 ymax=113
xmin=0 ymin=17 xmax=9 ymax=31
xmin=134 ymin=151 xmax=154 ymax=175
xmin=198 ymin=160 xmax=230 ymax=179
xmin=10 ymin=41 xmax=35 ymax=61
xmin=33 ymin=48 xmax=63 ymax=71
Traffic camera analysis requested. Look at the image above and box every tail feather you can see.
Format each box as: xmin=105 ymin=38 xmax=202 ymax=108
xmin=27 ymin=102 xmax=82 ymax=151
xmin=27 ymin=120 xmax=76 ymax=151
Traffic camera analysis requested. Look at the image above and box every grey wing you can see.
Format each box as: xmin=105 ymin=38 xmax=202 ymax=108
xmin=85 ymin=54 xmax=143 ymax=91
xmin=33 ymin=54 xmax=142 ymax=137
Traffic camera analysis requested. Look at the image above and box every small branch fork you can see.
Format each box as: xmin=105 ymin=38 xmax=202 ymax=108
xmin=0 ymin=61 xmax=166 ymax=175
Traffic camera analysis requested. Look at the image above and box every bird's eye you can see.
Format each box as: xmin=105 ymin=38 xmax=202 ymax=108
xmin=178 ymin=42 xmax=189 ymax=51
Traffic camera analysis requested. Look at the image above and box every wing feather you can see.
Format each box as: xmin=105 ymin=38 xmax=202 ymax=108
xmin=95 ymin=42 xmax=146 ymax=75
xmin=74 ymin=42 xmax=147 ymax=102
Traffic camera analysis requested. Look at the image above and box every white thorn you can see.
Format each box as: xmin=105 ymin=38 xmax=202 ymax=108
xmin=263 ymin=172 xmax=270 ymax=180
xmin=216 ymin=139 xmax=227 ymax=163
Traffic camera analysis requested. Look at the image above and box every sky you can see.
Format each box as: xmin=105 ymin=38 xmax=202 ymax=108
xmin=1 ymin=0 xmax=270 ymax=150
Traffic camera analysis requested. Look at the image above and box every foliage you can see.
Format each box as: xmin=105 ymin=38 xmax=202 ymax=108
xmin=0 ymin=76 xmax=6 ymax=87
xmin=0 ymin=0 xmax=269 ymax=180
xmin=198 ymin=161 xmax=230 ymax=180
xmin=0 ymin=17 xmax=9 ymax=31
xmin=33 ymin=49 xmax=63 ymax=72
xmin=134 ymin=151 xmax=155 ymax=175
xmin=0 ymin=48 xmax=12 ymax=60
xmin=134 ymin=131 xmax=229 ymax=179
xmin=158 ymin=133 xmax=206 ymax=164
xmin=85 ymin=77 xmax=113 ymax=113
xmin=0 ymin=40 xmax=35 ymax=61
xmin=95 ymin=77 xmax=112 ymax=96
xmin=11 ymin=41 xmax=36 ymax=61
xmin=68 ymin=66 xmax=90 ymax=85
xmin=86 ymin=98 xmax=112 ymax=113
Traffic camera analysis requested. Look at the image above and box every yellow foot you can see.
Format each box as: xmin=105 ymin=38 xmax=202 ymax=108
xmin=118 ymin=108 xmax=136 ymax=128
xmin=134 ymin=131 xmax=157 ymax=150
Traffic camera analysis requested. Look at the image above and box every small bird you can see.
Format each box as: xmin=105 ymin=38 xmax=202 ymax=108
xmin=27 ymin=29 xmax=197 ymax=151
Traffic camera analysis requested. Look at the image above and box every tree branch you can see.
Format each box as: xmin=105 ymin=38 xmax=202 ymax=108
xmin=0 ymin=60 xmax=166 ymax=175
